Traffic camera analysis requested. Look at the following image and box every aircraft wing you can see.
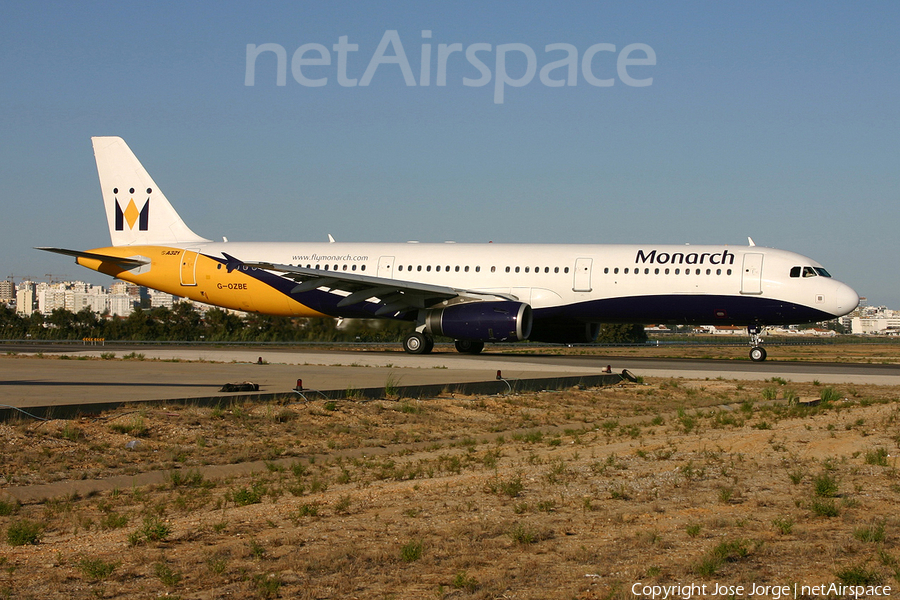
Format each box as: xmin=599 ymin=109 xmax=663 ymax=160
xmin=226 ymin=253 xmax=517 ymax=316
xmin=36 ymin=247 xmax=150 ymax=268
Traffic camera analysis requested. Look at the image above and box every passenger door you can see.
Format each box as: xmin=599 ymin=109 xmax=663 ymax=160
xmin=573 ymin=258 xmax=592 ymax=292
xmin=740 ymin=253 xmax=764 ymax=295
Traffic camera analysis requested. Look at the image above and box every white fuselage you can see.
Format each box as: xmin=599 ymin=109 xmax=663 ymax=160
xmin=159 ymin=240 xmax=857 ymax=326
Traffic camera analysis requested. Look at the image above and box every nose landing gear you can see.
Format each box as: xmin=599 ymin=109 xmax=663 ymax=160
xmin=748 ymin=325 xmax=767 ymax=362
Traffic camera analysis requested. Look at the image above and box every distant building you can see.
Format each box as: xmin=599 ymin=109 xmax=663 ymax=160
xmin=847 ymin=305 xmax=900 ymax=335
xmin=149 ymin=289 xmax=177 ymax=309
xmin=0 ymin=280 xmax=14 ymax=304
xmin=15 ymin=282 xmax=35 ymax=316
xmin=107 ymin=294 xmax=136 ymax=317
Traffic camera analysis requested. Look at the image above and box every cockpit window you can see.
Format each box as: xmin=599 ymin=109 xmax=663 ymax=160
xmin=790 ymin=265 xmax=833 ymax=278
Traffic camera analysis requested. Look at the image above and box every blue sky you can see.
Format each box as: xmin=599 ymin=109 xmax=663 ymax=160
xmin=2 ymin=1 xmax=898 ymax=307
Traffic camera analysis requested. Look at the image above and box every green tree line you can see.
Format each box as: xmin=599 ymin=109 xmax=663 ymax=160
xmin=0 ymin=304 xmax=647 ymax=344
xmin=0 ymin=304 xmax=414 ymax=343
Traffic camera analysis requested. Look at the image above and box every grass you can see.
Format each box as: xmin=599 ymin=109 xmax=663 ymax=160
xmin=452 ymin=571 xmax=478 ymax=592
xmin=865 ymin=447 xmax=890 ymax=466
xmin=0 ymin=499 xmax=20 ymax=516
xmin=813 ymin=471 xmax=840 ymax=497
xmin=227 ymin=482 xmax=266 ymax=506
xmin=78 ymin=558 xmax=119 ymax=581
xmin=6 ymin=519 xmax=42 ymax=546
xmin=4 ymin=373 xmax=900 ymax=598
xmin=772 ymin=516 xmax=794 ymax=535
xmin=853 ymin=521 xmax=886 ymax=543
xmin=129 ymin=515 xmax=171 ymax=545
xmin=694 ymin=539 xmax=753 ymax=576
xmin=154 ymin=561 xmax=183 ymax=587
xmin=108 ymin=415 xmax=148 ymax=436
xmin=399 ymin=539 xmax=423 ymax=562
xmin=835 ymin=565 xmax=883 ymax=585
xmin=810 ymin=498 xmax=840 ymax=518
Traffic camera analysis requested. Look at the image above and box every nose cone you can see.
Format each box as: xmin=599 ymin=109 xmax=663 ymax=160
xmin=831 ymin=281 xmax=860 ymax=317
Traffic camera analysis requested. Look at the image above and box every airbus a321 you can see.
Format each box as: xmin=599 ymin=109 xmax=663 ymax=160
xmin=40 ymin=137 xmax=860 ymax=361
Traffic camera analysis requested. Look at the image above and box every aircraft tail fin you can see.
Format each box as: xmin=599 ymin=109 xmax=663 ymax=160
xmin=92 ymin=136 xmax=210 ymax=246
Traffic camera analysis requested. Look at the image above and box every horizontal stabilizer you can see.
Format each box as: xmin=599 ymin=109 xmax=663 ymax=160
xmin=35 ymin=247 xmax=150 ymax=268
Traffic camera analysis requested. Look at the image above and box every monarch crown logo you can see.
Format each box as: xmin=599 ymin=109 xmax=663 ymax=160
xmin=114 ymin=187 xmax=150 ymax=231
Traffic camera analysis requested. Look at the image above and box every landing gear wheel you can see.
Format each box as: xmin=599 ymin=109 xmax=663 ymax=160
xmin=404 ymin=332 xmax=434 ymax=354
xmin=454 ymin=340 xmax=485 ymax=354
xmin=750 ymin=347 xmax=767 ymax=362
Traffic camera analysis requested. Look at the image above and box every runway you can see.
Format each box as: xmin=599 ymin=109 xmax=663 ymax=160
xmin=1 ymin=345 xmax=898 ymax=412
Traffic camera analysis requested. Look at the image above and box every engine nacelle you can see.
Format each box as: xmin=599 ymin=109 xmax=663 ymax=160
xmin=528 ymin=319 xmax=600 ymax=344
xmin=425 ymin=301 xmax=532 ymax=342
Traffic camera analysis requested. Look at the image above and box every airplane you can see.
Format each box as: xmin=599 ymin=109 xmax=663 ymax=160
xmin=39 ymin=136 xmax=859 ymax=361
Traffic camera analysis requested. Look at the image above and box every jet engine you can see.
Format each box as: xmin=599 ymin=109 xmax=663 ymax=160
xmin=425 ymin=301 xmax=532 ymax=342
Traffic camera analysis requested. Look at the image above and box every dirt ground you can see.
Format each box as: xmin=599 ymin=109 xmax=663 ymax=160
xmin=2 ymin=370 xmax=900 ymax=599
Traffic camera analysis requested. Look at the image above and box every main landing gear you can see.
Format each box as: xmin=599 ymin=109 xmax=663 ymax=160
xmin=403 ymin=331 xmax=434 ymax=355
xmin=402 ymin=332 xmax=486 ymax=355
xmin=454 ymin=340 xmax=484 ymax=354
xmin=748 ymin=325 xmax=767 ymax=362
